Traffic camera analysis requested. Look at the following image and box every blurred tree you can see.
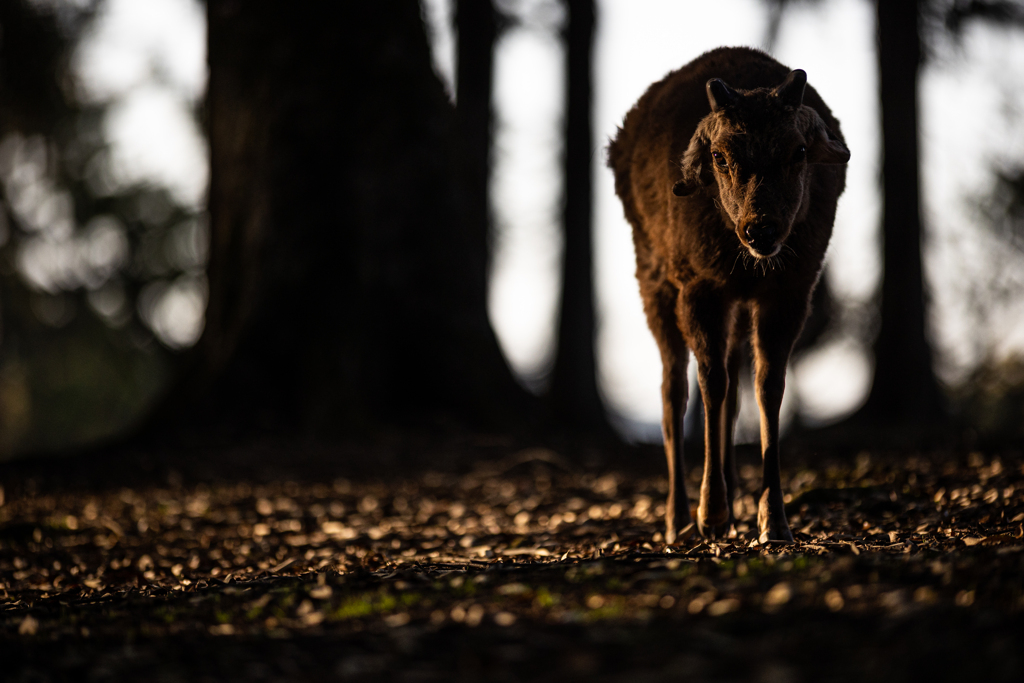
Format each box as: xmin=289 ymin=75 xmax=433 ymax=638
xmin=858 ymin=0 xmax=947 ymax=426
xmin=861 ymin=0 xmax=1024 ymax=429
xmin=0 ymin=0 xmax=72 ymax=133
xmin=455 ymin=0 xmax=501 ymax=276
xmin=547 ymin=0 xmax=616 ymax=439
xmin=137 ymin=0 xmax=536 ymax=444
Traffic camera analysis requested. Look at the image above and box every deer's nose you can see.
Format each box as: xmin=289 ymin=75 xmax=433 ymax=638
xmin=745 ymin=222 xmax=778 ymax=254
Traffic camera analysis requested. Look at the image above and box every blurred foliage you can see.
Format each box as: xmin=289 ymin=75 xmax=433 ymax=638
xmin=955 ymin=166 xmax=1024 ymax=442
xmin=0 ymin=0 xmax=206 ymax=457
xmin=953 ymin=354 xmax=1024 ymax=441
xmin=943 ymin=0 xmax=1024 ymax=34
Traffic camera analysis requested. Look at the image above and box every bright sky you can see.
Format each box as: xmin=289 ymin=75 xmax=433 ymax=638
xmin=73 ymin=0 xmax=207 ymax=209
xmin=69 ymin=0 xmax=207 ymax=348
xmin=71 ymin=0 xmax=1024 ymax=436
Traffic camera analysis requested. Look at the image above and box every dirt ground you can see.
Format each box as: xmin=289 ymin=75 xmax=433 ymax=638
xmin=1 ymin=442 xmax=1022 ymax=682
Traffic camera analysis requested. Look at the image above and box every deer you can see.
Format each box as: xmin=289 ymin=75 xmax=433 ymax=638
xmin=607 ymin=47 xmax=849 ymax=544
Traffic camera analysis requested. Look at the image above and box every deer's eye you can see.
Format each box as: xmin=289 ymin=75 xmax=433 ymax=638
xmin=792 ymin=145 xmax=807 ymax=163
xmin=711 ymin=150 xmax=729 ymax=170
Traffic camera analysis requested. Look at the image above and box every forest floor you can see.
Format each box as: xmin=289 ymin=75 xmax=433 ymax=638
xmin=0 ymin=441 xmax=1023 ymax=682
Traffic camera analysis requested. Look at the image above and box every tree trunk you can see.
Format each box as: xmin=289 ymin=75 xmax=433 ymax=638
xmin=140 ymin=0 xmax=534 ymax=443
xmin=548 ymin=0 xmax=616 ymax=438
xmin=455 ymin=0 xmax=499 ymax=279
xmin=861 ymin=0 xmax=945 ymax=424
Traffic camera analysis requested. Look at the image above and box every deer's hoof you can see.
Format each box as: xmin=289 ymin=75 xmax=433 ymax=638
xmin=665 ymin=505 xmax=694 ymax=546
xmin=696 ymin=507 xmax=730 ymax=539
xmin=757 ymin=488 xmax=794 ymax=543
xmin=701 ymin=520 xmax=736 ymax=540
xmin=665 ymin=521 xmax=696 ymax=546
xmin=757 ymin=525 xmax=795 ymax=544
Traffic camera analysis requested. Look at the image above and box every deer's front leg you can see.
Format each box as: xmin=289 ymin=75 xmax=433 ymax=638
xmin=751 ymin=299 xmax=805 ymax=543
xmin=678 ymin=289 xmax=731 ymax=539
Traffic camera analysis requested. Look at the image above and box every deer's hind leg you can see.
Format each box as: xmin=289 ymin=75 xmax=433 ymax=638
xmin=641 ymin=278 xmax=692 ymax=544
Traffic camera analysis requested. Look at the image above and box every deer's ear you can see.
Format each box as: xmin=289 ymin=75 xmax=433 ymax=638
xmin=675 ymin=126 xmax=711 ymax=196
xmin=706 ymin=78 xmax=738 ymax=112
xmin=774 ymin=69 xmax=806 ymax=108
xmin=799 ymin=106 xmax=850 ymax=165
xmin=809 ymin=124 xmax=850 ymax=164
xmin=672 ymin=179 xmax=693 ymax=196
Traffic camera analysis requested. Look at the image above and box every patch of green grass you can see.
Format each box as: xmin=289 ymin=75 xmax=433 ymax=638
xmin=584 ymin=597 xmax=625 ymax=622
xmin=670 ymin=563 xmax=694 ymax=580
xmin=332 ymin=595 xmax=375 ymax=620
xmin=153 ymin=606 xmax=177 ymax=625
xmin=445 ymin=576 xmax=477 ymax=598
xmin=328 ymin=590 xmax=403 ymax=621
xmin=377 ymin=592 xmax=397 ymax=612
xmin=533 ymin=586 xmax=558 ymax=609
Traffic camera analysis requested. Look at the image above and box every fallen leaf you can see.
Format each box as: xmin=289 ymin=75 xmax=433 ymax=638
xmin=763 ymin=582 xmax=792 ymax=609
xmin=979 ymin=534 xmax=1019 ymax=546
xmin=309 ymin=584 xmax=332 ymax=599
xmin=494 ymin=611 xmax=516 ymax=626
xmin=18 ymin=614 xmax=38 ymax=636
xmin=707 ymin=598 xmax=740 ymax=616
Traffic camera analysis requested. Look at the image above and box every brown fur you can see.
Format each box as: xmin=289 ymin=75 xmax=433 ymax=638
xmin=607 ymin=47 xmax=848 ymax=543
